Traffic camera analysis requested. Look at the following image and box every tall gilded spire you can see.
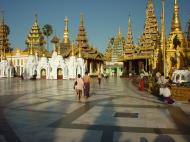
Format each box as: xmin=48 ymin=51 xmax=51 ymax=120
xmin=171 ymin=0 xmax=181 ymax=32
xmin=26 ymin=14 xmax=45 ymax=49
xmin=63 ymin=16 xmax=70 ymax=44
xmin=139 ymin=0 xmax=159 ymax=48
xmin=76 ymin=13 xmax=88 ymax=47
xmin=126 ymin=16 xmax=134 ymax=49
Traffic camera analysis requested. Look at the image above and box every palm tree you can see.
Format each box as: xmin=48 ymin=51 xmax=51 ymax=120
xmin=42 ymin=24 xmax=53 ymax=51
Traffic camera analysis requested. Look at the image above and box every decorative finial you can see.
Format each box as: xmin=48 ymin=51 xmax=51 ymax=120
xmin=174 ymin=0 xmax=177 ymax=5
xmin=80 ymin=13 xmax=84 ymax=26
xmin=118 ymin=26 xmax=122 ymax=37
xmin=0 ymin=10 xmax=4 ymax=25
xmin=64 ymin=16 xmax=68 ymax=31
xmin=128 ymin=16 xmax=131 ymax=31
xmin=35 ymin=14 xmax=38 ymax=23
xmin=63 ymin=16 xmax=69 ymax=44
xmin=171 ymin=0 xmax=181 ymax=31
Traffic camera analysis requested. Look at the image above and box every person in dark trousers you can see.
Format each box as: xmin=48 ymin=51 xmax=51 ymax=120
xmin=83 ymin=72 xmax=91 ymax=98
xmin=98 ymin=73 xmax=102 ymax=86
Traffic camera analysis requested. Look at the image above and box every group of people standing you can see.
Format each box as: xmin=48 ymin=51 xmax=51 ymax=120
xmin=154 ymin=72 xmax=175 ymax=104
xmin=74 ymin=72 xmax=102 ymax=102
xmin=138 ymin=71 xmax=175 ymax=104
xmin=74 ymin=72 xmax=90 ymax=102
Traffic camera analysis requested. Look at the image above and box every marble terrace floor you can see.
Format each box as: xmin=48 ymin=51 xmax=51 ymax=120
xmin=0 ymin=77 xmax=190 ymax=142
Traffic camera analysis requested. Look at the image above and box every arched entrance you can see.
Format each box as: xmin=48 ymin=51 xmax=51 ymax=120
xmin=57 ymin=68 xmax=63 ymax=80
xmin=41 ymin=69 xmax=46 ymax=79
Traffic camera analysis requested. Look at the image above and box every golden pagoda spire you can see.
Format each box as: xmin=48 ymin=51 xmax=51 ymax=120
xmin=76 ymin=13 xmax=88 ymax=48
xmin=161 ymin=0 xmax=166 ymax=77
xmin=26 ymin=14 xmax=45 ymax=49
xmin=126 ymin=15 xmax=134 ymax=49
xmin=63 ymin=16 xmax=70 ymax=44
xmin=171 ymin=0 xmax=181 ymax=32
xmin=139 ymin=0 xmax=159 ymax=48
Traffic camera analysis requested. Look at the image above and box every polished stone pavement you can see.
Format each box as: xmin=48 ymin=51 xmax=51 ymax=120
xmin=0 ymin=77 xmax=190 ymax=142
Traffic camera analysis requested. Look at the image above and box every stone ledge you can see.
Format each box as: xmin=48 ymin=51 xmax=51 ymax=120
xmin=171 ymin=87 xmax=190 ymax=102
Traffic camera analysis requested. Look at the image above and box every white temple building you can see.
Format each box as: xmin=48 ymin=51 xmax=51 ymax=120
xmin=0 ymin=14 xmax=103 ymax=79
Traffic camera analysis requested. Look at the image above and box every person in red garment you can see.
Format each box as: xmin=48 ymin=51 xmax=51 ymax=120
xmin=139 ymin=73 xmax=144 ymax=91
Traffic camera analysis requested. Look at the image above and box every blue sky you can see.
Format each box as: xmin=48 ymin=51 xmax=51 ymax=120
xmin=1 ymin=0 xmax=190 ymax=53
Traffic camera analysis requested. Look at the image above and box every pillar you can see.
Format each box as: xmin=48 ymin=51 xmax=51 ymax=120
xmin=90 ymin=61 xmax=92 ymax=74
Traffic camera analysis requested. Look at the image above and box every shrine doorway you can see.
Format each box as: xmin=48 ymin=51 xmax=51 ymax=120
xmin=57 ymin=68 xmax=63 ymax=80
xmin=41 ymin=69 xmax=46 ymax=79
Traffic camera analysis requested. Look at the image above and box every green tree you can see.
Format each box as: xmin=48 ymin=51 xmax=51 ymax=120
xmin=42 ymin=24 xmax=53 ymax=51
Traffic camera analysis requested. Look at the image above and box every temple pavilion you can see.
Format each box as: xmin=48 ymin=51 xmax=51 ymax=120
xmin=104 ymin=0 xmax=190 ymax=77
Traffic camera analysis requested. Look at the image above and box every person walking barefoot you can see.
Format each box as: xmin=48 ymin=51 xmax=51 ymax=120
xmin=75 ymin=74 xmax=84 ymax=102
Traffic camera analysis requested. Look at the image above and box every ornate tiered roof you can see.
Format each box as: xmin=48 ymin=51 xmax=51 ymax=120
xmin=76 ymin=14 xmax=88 ymax=48
xmin=61 ymin=14 xmax=104 ymax=61
xmin=24 ymin=15 xmax=49 ymax=56
xmin=139 ymin=0 xmax=160 ymax=49
xmin=25 ymin=15 xmax=45 ymax=48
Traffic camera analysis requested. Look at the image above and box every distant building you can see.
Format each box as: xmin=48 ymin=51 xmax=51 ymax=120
xmin=104 ymin=28 xmax=125 ymax=77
